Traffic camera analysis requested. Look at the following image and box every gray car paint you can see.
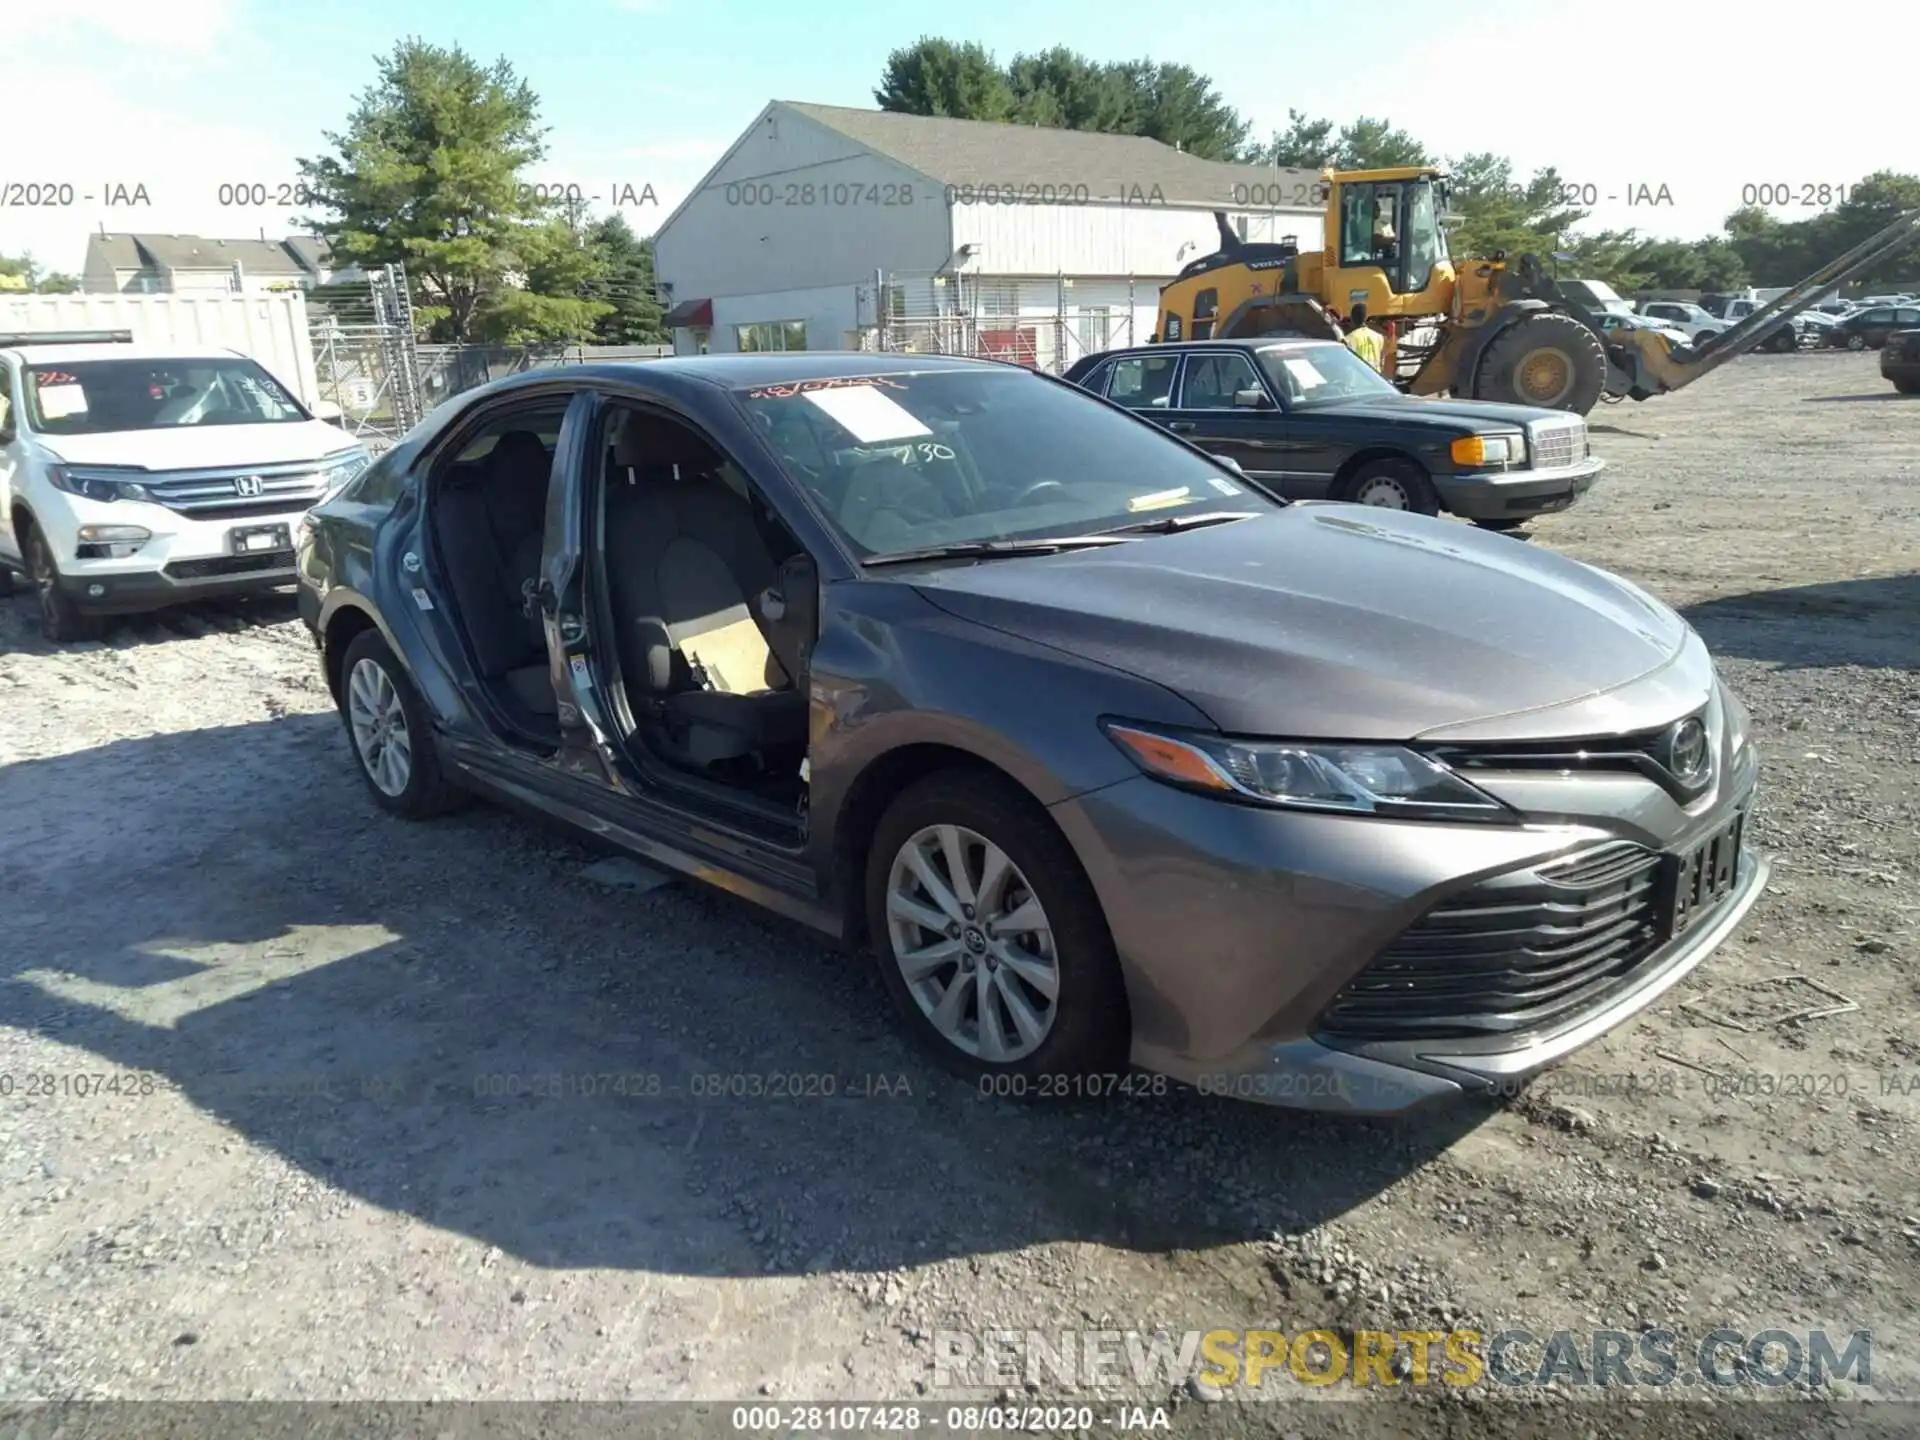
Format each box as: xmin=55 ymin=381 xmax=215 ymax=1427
xmin=905 ymin=505 xmax=1684 ymax=741
xmin=301 ymin=352 xmax=1764 ymax=1115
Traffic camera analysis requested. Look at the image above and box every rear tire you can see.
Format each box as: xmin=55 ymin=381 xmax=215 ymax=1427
xmin=338 ymin=629 xmax=469 ymax=819
xmin=865 ymin=769 xmax=1129 ymax=1086
xmin=1473 ymin=313 xmax=1609 ymax=414
xmin=1337 ymin=458 xmax=1440 ymax=516
xmin=1472 ymin=517 xmax=1529 ymax=533
xmin=1896 ymin=379 xmax=1920 ymax=395
xmin=22 ymin=523 xmax=103 ymax=642
xmin=1847 ymin=333 xmax=1867 ymax=351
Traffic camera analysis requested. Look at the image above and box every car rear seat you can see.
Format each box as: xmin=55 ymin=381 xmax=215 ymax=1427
xmin=432 ymin=430 xmax=556 ymax=717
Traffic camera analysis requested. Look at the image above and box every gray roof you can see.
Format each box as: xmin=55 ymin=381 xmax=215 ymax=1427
xmin=86 ymin=233 xmax=332 ymax=275
xmin=779 ymin=102 xmax=1323 ymax=210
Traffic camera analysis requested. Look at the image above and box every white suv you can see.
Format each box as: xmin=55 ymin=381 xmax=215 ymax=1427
xmin=0 ymin=332 xmax=371 ymax=639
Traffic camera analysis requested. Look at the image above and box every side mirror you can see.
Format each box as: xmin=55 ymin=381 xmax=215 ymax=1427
xmin=311 ymin=399 xmax=345 ymax=424
xmin=760 ymin=551 xmax=819 ymax=676
xmin=1210 ymin=454 xmax=1247 ymax=476
xmin=1232 ymin=387 xmax=1273 ymax=409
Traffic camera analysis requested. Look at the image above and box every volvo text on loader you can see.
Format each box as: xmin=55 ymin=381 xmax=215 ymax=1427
xmin=1152 ymin=166 xmax=1920 ymax=416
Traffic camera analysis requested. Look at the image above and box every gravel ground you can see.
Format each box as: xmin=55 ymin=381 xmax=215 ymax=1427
xmin=2 ymin=350 xmax=1916 ymax=1437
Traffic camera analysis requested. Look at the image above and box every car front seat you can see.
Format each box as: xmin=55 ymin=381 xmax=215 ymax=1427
xmin=603 ymin=414 xmax=808 ymax=771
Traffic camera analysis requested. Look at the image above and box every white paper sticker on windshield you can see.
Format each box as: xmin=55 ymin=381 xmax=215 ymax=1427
xmin=1282 ymin=357 xmax=1327 ymax=388
xmin=1208 ymin=477 xmax=1243 ymax=496
xmin=1128 ymin=486 xmax=1192 ymax=512
xmin=36 ymin=383 xmax=88 ymax=419
xmin=801 ymin=384 xmax=932 ymax=443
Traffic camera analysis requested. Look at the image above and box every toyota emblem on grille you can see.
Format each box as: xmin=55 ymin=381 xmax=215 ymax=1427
xmin=1665 ymin=717 xmax=1711 ymax=785
xmin=233 ymin=475 xmax=265 ymax=497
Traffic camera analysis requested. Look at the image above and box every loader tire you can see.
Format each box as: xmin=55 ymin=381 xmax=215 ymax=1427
xmin=1473 ymin=313 xmax=1608 ymax=414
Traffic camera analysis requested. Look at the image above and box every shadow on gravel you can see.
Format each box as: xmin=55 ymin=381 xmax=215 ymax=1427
xmin=1803 ymin=391 xmax=1918 ymax=403
xmin=1683 ymin=573 xmax=1920 ymax=670
xmin=0 ymin=718 xmax=1486 ymax=1279
xmin=0 ymin=589 xmax=300 ymax=653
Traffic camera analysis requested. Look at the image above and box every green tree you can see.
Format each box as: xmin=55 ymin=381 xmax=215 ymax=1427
xmin=1105 ymin=59 xmax=1249 ymax=160
xmin=875 ymin=38 xmax=1015 ymax=121
xmin=1006 ymin=47 xmax=1131 ymax=132
xmin=1243 ymin=111 xmax=1429 ymax=171
xmin=295 ymin=38 xmax=552 ymax=342
xmin=0 ymin=253 xmax=80 ymax=293
xmin=475 ymin=208 xmax=613 ymax=345
xmin=582 ymin=214 xmax=668 ymax=345
xmin=1443 ymin=153 xmax=1588 ymax=260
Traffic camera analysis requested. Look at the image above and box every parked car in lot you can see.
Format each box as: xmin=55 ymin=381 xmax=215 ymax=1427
xmin=1062 ymin=339 xmax=1603 ymax=531
xmin=298 ymin=353 xmax=1766 ymax=1114
xmin=1597 ymin=311 xmax=1695 ymax=350
xmin=1883 ymin=329 xmax=1920 ymax=393
xmin=1825 ymin=304 xmax=1920 ymax=350
xmin=1633 ymin=301 xmax=1724 ymax=342
xmin=0 ymin=330 xmax=370 ymax=639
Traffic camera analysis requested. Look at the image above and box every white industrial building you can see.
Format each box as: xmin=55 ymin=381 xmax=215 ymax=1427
xmin=652 ymin=102 xmax=1325 ymax=371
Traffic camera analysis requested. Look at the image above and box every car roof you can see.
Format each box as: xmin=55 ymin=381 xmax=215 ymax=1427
xmin=1085 ymin=338 xmax=1343 ymax=361
xmin=2 ymin=341 xmax=246 ymax=365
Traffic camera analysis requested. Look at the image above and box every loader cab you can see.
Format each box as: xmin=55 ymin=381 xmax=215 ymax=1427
xmin=1327 ymin=170 xmax=1452 ymax=308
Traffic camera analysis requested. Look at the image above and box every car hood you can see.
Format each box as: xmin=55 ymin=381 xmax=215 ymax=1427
xmin=31 ymin=421 xmax=354 ymax=470
xmin=908 ymin=507 xmax=1690 ymax=741
xmin=1305 ymin=395 xmax=1562 ymax=430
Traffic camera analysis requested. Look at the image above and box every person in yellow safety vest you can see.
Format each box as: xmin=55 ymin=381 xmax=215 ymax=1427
xmin=1343 ymin=301 xmax=1385 ymax=372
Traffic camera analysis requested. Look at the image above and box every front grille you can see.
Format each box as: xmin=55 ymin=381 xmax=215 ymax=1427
xmin=140 ymin=462 xmax=330 ymax=518
xmin=163 ymin=552 xmax=296 ymax=580
xmin=1427 ymin=715 xmax=1712 ymax=803
xmin=1528 ymin=417 xmax=1585 ymax=469
xmin=1318 ymin=841 xmax=1665 ymax=1041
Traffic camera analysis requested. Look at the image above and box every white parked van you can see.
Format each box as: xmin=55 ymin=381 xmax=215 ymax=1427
xmin=0 ymin=330 xmax=370 ymax=639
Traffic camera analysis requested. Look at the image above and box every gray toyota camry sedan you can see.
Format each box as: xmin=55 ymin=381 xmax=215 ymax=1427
xmin=296 ymin=353 xmax=1766 ymax=1114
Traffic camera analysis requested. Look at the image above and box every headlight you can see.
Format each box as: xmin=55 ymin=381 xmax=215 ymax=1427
xmin=316 ymin=447 xmax=372 ymax=502
xmin=45 ymin=464 xmax=154 ymax=503
xmin=1449 ymin=433 xmax=1524 ymax=468
xmin=1102 ymin=721 xmax=1514 ymax=820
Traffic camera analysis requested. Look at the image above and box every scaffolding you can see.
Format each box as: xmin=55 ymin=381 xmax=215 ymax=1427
xmin=856 ymin=270 xmax=1149 ymax=373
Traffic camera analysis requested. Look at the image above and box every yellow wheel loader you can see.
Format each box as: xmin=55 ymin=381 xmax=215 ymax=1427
xmin=1153 ymin=166 xmax=1920 ymax=416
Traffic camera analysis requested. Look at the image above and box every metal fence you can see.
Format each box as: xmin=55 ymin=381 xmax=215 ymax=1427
xmin=414 ymin=342 xmax=674 ymax=415
xmin=306 ymin=264 xmax=424 ymax=452
xmin=854 ymin=272 xmax=1150 ymax=373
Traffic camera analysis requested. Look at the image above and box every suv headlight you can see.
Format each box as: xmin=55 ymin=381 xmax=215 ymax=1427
xmin=45 ymin=464 xmax=154 ymax=503
xmin=1449 ymin=433 xmax=1524 ymax=468
xmin=1102 ymin=721 xmax=1514 ymax=821
xmin=315 ymin=447 xmax=372 ymax=502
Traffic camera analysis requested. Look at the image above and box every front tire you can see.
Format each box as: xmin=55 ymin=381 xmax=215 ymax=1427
xmin=1338 ymin=458 xmax=1440 ymax=515
xmin=1896 ymin=379 xmax=1920 ymax=395
xmin=865 ymin=770 xmax=1128 ymax=1084
xmin=22 ymin=524 xmax=102 ymax=642
xmin=338 ymin=629 xmax=467 ymax=818
xmin=1847 ymin=333 xmax=1867 ymax=351
xmin=1473 ymin=313 xmax=1609 ymax=414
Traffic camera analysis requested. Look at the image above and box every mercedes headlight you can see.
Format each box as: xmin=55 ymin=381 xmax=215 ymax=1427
xmin=1102 ymin=721 xmax=1514 ymax=820
xmin=1449 ymin=433 xmax=1525 ymax=468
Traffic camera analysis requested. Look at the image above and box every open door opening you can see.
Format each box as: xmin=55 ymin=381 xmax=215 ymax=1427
xmin=424 ymin=400 xmax=570 ymax=751
xmin=593 ymin=404 xmax=815 ymax=814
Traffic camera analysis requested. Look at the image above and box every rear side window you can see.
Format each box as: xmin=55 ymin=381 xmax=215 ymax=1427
xmin=1106 ymin=355 xmax=1179 ymax=410
xmin=1897 ymin=309 xmax=1920 ymax=325
xmin=1078 ymin=359 xmax=1117 ymax=397
xmin=1178 ymin=352 xmax=1263 ymax=409
xmin=0 ymin=361 xmax=13 ymax=439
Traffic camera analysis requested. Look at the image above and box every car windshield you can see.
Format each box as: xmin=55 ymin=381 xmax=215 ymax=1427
xmin=22 ymin=356 xmax=309 ymax=435
xmin=735 ymin=369 xmax=1275 ymax=559
xmin=1256 ymin=344 xmax=1399 ymax=408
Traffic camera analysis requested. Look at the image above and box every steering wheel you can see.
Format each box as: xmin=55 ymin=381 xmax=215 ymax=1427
xmin=1013 ymin=479 xmax=1068 ymax=505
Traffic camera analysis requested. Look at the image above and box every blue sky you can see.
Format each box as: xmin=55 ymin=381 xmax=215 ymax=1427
xmin=6 ymin=0 xmax=1915 ymax=274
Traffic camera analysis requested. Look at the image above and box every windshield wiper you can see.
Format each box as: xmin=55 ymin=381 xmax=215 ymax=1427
xmin=862 ymin=535 xmax=1135 ymax=567
xmin=1096 ymin=510 xmax=1267 ymax=537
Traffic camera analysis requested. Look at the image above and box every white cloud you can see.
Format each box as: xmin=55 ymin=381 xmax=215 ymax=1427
xmin=11 ymin=0 xmax=240 ymax=54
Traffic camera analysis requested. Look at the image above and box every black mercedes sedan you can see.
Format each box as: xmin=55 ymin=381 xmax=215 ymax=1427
xmin=294 ymin=353 xmax=1763 ymax=1114
xmin=1063 ymin=339 xmax=1605 ymax=530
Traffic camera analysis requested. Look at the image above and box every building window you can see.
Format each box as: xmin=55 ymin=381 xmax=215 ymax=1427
xmin=737 ymin=320 xmax=806 ymax=352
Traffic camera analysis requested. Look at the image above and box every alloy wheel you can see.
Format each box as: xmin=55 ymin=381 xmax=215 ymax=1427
xmin=885 ymin=823 xmax=1060 ymax=1062
xmin=347 ymin=656 xmax=413 ymax=797
xmin=1352 ymin=474 xmax=1412 ymax=508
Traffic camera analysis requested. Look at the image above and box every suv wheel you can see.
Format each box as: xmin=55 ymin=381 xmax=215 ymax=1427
xmin=23 ymin=524 xmax=102 ymax=642
xmin=1340 ymin=458 xmax=1439 ymax=515
xmin=866 ymin=770 xmax=1128 ymax=1084
xmin=338 ymin=629 xmax=467 ymax=818
xmin=1847 ymin=333 xmax=1868 ymax=351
